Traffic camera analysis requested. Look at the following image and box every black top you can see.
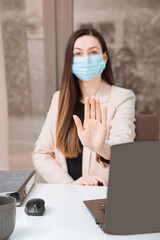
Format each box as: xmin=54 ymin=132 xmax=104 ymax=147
xmin=66 ymin=101 xmax=84 ymax=180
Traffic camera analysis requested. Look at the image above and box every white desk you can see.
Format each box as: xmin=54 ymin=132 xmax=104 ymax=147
xmin=11 ymin=184 xmax=160 ymax=240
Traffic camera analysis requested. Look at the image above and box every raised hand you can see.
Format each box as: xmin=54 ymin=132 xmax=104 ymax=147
xmin=73 ymin=96 xmax=107 ymax=153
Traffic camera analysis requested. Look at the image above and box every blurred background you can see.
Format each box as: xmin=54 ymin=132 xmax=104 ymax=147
xmin=0 ymin=0 xmax=159 ymax=176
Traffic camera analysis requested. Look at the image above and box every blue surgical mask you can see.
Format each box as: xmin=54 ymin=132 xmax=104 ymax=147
xmin=72 ymin=54 xmax=106 ymax=81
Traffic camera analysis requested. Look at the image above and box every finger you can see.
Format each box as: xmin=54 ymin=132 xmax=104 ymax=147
xmin=102 ymin=181 xmax=107 ymax=186
xmin=91 ymin=96 xmax=96 ymax=120
xmin=84 ymin=97 xmax=90 ymax=119
xmin=76 ymin=176 xmax=91 ymax=186
xmin=87 ymin=176 xmax=106 ymax=186
xmin=96 ymin=99 xmax=102 ymax=122
xmin=74 ymin=177 xmax=84 ymax=185
xmin=73 ymin=115 xmax=83 ymax=133
xmin=84 ymin=178 xmax=94 ymax=186
xmin=92 ymin=176 xmax=107 ymax=186
xmin=74 ymin=177 xmax=85 ymax=185
xmin=87 ymin=176 xmax=99 ymax=186
xmin=102 ymin=106 xmax=107 ymax=127
xmin=81 ymin=179 xmax=92 ymax=186
xmin=84 ymin=176 xmax=97 ymax=186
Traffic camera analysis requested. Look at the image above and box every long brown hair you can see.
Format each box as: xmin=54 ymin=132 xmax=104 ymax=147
xmin=56 ymin=28 xmax=114 ymax=158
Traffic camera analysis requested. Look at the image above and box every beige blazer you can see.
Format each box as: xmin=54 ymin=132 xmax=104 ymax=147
xmin=32 ymin=80 xmax=136 ymax=184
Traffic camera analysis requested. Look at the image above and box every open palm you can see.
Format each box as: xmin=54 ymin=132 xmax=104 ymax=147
xmin=73 ymin=96 xmax=107 ymax=153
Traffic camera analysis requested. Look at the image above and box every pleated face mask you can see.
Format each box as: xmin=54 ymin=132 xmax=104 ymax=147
xmin=72 ymin=54 xmax=106 ymax=81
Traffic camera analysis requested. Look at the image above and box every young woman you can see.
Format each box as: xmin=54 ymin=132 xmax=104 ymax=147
xmin=32 ymin=28 xmax=136 ymax=186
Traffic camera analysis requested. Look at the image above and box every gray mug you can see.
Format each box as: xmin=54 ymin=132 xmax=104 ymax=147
xmin=0 ymin=196 xmax=16 ymax=240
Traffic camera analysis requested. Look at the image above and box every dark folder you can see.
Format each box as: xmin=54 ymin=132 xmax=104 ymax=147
xmin=0 ymin=170 xmax=36 ymax=206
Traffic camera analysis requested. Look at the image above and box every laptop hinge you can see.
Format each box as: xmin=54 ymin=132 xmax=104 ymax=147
xmin=95 ymin=218 xmax=105 ymax=231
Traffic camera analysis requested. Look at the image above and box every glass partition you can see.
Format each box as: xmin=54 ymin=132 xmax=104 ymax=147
xmin=1 ymin=0 xmax=44 ymax=171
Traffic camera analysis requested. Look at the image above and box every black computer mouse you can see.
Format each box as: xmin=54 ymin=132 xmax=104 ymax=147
xmin=25 ymin=198 xmax=45 ymax=216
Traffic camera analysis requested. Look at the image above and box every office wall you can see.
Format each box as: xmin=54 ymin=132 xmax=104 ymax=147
xmin=74 ymin=0 xmax=160 ymax=126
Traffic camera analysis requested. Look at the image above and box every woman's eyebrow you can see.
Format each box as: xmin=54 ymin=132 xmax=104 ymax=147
xmin=73 ymin=47 xmax=82 ymax=50
xmin=73 ymin=46 xmax=99 ymax=50
xmin=88 ymin=46 xmax=99 ymax=50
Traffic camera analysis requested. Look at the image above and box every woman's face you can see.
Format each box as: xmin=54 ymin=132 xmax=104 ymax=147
xmin=73 ymin=35 xmax=107 ymax=63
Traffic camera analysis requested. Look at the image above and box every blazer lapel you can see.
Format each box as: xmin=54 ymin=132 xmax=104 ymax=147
xmin=95 ymin=80 xmax=111 ymax=103
xmin=82 ymin=146 xmax=91 ymax=176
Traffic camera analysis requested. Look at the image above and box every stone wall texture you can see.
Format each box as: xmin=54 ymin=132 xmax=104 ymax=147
xmin=1 ymin=0 xmax=44 ymax=117
xmin=74 ymin=0 xmax=160 ymax=118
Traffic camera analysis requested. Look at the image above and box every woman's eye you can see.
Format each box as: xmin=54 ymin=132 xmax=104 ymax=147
xmin=74 ymin=52 xmax=82 ymax=56
xmin=90 ymin=51 xmax=97 ymax=55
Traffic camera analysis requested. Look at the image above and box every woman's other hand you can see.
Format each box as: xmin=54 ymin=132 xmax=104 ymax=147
xmin=68 ymin=175 xmax=107 ymax=186
xmin=73 ymin=96 xmax=107 ymax=153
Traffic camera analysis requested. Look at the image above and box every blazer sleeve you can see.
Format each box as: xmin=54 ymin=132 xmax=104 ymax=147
xmin=32 ymin=92 xmax=73 ymax=184
xmin=107 ymin=89 xmax=136 ymax=146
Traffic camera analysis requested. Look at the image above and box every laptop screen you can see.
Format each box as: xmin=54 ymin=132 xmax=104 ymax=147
xmin=105 ymin=141 xmax=160 ymax=235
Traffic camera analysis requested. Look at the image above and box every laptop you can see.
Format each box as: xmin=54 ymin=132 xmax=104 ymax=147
xmin=84 ymin=141 xmax=160 ymax=235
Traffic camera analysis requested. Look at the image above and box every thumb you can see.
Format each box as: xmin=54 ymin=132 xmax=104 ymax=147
xmin=73 ymin=115 xmax=83 ymax=133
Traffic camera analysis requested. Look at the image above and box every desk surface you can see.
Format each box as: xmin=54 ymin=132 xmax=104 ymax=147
xmin=11 ymin=184 xmax=160 ymax=240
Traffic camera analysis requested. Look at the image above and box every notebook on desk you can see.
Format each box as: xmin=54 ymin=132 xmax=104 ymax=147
xmin=84 ymin=141 xmax=160 ymax=235
xmin=0 ymin=170 xmax=36 ymax=206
